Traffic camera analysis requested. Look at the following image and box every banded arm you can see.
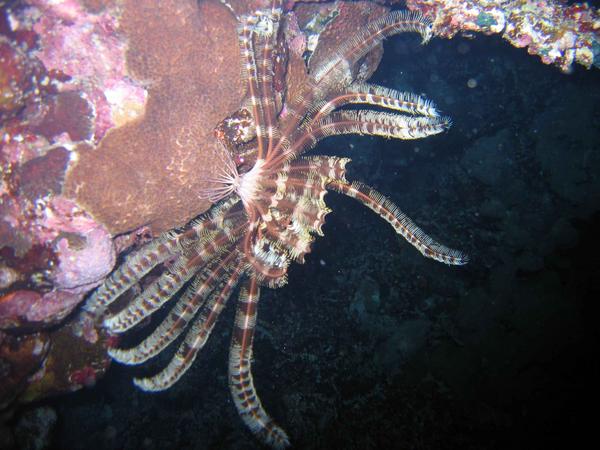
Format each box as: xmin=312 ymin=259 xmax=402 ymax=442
xmin=229 ymin=278 xmax=290 ymax=449
xmin=108 ymin=249 xmax=242 ymax=365
xmin=329 ymin=179 xmax=468 ymax=265
xmin=133 ymin=254 xmax=245 ymax=391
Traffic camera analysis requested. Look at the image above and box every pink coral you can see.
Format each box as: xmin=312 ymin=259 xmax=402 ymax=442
xmin=40 ymin=197 xmax=115 ymax=292
xmin=68 ymin=365 xmax=98 ymax=388
xmin=52 ymin=226 xmax=114 ymax=292
xmin=1 ymin=199 xmax=114 ymax=329
xmin=28 ymin=0 xmax=147 ymax=140
xmin=0 ymin=289 xmax=82 ymax=329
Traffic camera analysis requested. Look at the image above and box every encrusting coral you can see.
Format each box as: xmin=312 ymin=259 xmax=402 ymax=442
xmin=64 ymin=0 xmax=247 ymax=235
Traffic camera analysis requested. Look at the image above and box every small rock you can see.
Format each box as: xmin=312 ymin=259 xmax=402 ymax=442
xmin=349 ymin=276 xmax=380 ymax=321
xmin=14 ymin=406 xmax=57 ymax=450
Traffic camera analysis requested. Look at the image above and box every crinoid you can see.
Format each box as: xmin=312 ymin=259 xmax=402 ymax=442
xmin=84 ymin=2 xmax=468 ymax=448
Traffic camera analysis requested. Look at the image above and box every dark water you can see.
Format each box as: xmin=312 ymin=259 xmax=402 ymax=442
xmin=27 ymin=24 xmax=600 ymax=450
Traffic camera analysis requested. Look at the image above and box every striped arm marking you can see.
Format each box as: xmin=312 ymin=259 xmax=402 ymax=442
xmin=329 ymin=180 xmax=469 ymax=265
xmin=85 ymin=196 xmax=240 ymax=319
xmin=84 ymin=231 xmax=181 ymax=316
xmin=229 ymin=279 xmax=290 ymax=449
xmin=133 ymin=258 xmax=244 ymax=391
xmin=312 ymin=11 xmax=433 ymax=84
xmin=315 ymin=110 xmax=450 ymax=141
xmin=238 ymin=12 xmax=267 ymax=159
xmin=286 ymin=110 xmax=450 ymax=161
xmin=238 ymin=6 xmax=281 ymax=161
xmin=287 ymin=156 xmax=350 ymax=185
xmin=346 ymin=83 xmax=440 ymax=117
xmin=108 ymin=250 xmax=241 ymax=365
xmin=309 ymin=83 xmax=440 ymax=125
xmin=254 ymin=7 xmax=281 ymax=159
xmin=104 ymin=226 xmax=241 ymax=333
xmin=246 ymin=236 xmax=290 ymax=288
